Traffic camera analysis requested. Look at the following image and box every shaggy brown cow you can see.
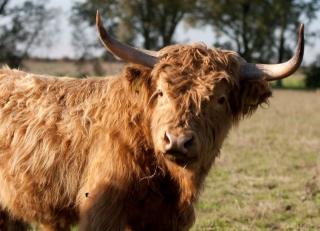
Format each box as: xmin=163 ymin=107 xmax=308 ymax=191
xmin=0 ymin=12 xmax=304 ymax=231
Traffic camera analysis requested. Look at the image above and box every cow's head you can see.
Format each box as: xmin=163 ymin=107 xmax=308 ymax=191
xmin=96 ymin=11 xmax=304 ymax=185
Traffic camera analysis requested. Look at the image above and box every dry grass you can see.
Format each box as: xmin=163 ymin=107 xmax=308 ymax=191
xmin=193 ymin=90 xmax=320 ymax=230
xmin=22 ymin=59 xmax=124 ymax=77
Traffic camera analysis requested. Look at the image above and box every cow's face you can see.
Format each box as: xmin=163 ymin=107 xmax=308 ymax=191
xmin=148 ymin=45 xmax=240 ymax=171
xmin=96 ymin=11 xmax=301 ymax=178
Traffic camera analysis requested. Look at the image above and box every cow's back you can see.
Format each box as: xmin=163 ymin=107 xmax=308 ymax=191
xmin=0 ymin=67 xmax=110 ymax=225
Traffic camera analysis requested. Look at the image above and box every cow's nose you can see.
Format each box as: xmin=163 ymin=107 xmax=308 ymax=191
xmin=164 ymin=131 xmax=194 ymax=154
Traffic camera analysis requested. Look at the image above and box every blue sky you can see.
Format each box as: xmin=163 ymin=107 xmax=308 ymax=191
xmin=36 ymin=0 xmax=320 ymax=64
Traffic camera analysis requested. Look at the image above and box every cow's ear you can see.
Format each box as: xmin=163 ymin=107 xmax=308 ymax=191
xmin=229 ymin=79 xmax=272 ymax=120
xmin=124 ymin=65 xmax=151 ymax=82
xmin=124 ymin=65 xmax=152 ymax=90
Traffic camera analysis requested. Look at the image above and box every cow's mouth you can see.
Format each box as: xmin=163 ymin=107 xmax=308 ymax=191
xmin=165 ymin=152 xmax=198 ymax=166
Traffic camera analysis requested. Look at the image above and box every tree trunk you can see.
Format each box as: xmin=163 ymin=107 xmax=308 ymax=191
xmin=241 ymin=2 xmax=251 ymax=62
xmin=141 ymin=0 xmax=153 ymax=49
xmin=0 ymin=0 xmax=10 ymax=14
xmin=143 ymin=29 xmax=151 ymax=49
xmin=276 ymin=23 xmax=286 ymax=88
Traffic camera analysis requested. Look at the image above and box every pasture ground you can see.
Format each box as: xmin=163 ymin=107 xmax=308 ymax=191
xmin=193 ymin=90 xmax=320 ymax=230
xmin=14 ymin=60 xmax=319 ymax=230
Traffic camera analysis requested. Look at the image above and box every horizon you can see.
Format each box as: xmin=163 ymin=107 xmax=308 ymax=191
xmin=30 ymin=0 xmax=320 ymax=65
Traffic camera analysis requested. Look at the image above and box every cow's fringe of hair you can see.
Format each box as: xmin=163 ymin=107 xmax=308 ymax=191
xmin=154 ymin=43 xmax=271 ymax=123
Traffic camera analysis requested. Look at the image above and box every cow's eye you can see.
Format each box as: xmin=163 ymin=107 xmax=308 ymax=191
xmin=217 ymin=96 xmax=226 ymax=105
xmin=149 ymin=90 xmax=163 ymax=104
xmin=158 ymin=90 xmax=163 ymax=97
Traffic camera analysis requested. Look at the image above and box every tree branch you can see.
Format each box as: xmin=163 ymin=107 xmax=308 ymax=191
xmin=0 ymin=0 xmax=10 ymax=15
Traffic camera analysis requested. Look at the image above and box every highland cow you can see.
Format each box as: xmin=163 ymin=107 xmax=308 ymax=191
xmin=0 ymin=12 xmax=304 ymax=231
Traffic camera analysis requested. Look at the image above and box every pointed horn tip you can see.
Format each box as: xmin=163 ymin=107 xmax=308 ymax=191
xmin=297 ymin=23 xmax=304 ymax=56
xmin=96 ymin=10 xmax=102 ymax=27
xmin=96 ymin=10 xmax=108 ymax=39
xmin=299 ymin=23 xmax=304 ymax=37
xmin=239 ymin=23 xmax=305 ymax=81
xmin=299 ymin=23 xmax=304 ymax=32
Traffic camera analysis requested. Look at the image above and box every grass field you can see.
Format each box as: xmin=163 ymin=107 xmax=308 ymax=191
xmin=192 ymin=90 xmax=320 ymax=230
xmin=22 ymin=59 xmax=124 ymax=77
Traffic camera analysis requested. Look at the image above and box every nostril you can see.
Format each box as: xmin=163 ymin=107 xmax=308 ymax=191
xmin=164 ymin=131 xmax=171 ymax=145
xmin=164 ymin=131 xmax=195 ymax=154
xmin=183 ymin=135 xmax=194 ymax=149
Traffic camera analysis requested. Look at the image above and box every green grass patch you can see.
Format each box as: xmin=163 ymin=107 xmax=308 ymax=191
xmin=192 ymin=90 xmax=320 ymax=230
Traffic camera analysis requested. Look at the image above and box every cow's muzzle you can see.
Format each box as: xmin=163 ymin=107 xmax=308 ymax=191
xmin=163 ymin=130 xmax=198 ymax=165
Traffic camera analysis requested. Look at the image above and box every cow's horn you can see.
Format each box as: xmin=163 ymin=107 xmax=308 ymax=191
xmin=96 ymin=11 xmax=158 ymax=67
xmin=239 ymin=24 xmax=304 ymax=81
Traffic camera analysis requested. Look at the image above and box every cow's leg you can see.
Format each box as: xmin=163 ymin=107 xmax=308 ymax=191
xmin=39 ymin=225 xmax=52 ymax=231
xmin=0 ymin=209 xmax=8 ymax=231
xmin=39 ymin=224 xmax=58 ymax=231
xmin=7 ymin=218 xmax=28 ymax=231
xmin=79 ymin=184 xmax=127 ymax=231
xmin=39 ymin=223 xmax=71 ymax=231
xmin=0 ymin=210 xmax=28 ymax=231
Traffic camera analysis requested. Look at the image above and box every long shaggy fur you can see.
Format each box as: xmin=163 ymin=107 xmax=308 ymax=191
xmin=0 ymin=44 xmax=271 ymax=230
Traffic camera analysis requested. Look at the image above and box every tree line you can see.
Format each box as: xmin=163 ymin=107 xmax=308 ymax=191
xmin=0 ymin=0 xmax=319 ymax=87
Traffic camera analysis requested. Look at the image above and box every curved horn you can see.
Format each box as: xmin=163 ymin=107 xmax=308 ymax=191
xmin=240 ymin=24 xmax=304 ymax=81
xmin=96 ymin=10 xmax=158 ymax=67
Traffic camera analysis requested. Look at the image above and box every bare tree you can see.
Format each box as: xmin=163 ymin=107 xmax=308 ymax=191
xmin=192 ymin=0 xmax=319 ymax=66
xmin=71 ymin=0 xmax=194 ymax=59
xmin=0 ymin=0 xmax=60 ymax=67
